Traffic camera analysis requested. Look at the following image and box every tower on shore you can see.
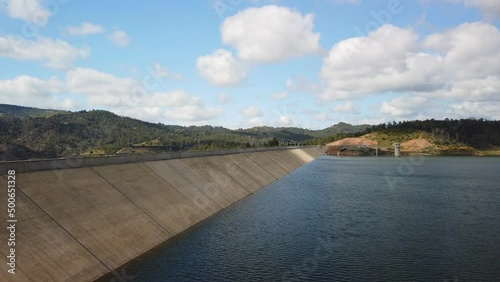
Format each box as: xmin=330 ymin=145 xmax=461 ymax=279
xmin=394 ymin=143 xmax=401 ymax=157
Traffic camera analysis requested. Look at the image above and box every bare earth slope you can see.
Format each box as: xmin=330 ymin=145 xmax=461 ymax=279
xmin=327 ymin=137 xmax=378 ymax=147
xmin=400 ymin=138 xmax=433 ymax=152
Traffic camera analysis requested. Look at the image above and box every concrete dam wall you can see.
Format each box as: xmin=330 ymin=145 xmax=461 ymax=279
xmin=0 ymin=147 xmax=323 ymax=282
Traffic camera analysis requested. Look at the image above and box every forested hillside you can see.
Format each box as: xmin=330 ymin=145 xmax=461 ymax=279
xmin=1 ymin=104 xmax=498 ymax=161
xmin=0 ymin=104 xmax=369 ymax=161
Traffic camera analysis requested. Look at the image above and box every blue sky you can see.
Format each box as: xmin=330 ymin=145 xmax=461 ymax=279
xmin=0 ymin=0 xmax=499 ymax=129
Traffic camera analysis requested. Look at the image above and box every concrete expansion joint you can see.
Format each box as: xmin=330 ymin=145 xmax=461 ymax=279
xmin=1 ymin=147 xmax=323 ymax=281
xmin=90 ymin=167 xmax=174 ymax=238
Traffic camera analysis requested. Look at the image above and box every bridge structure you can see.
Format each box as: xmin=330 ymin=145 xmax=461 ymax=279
xmin=325 ymin=144 xmax=398 ymax=156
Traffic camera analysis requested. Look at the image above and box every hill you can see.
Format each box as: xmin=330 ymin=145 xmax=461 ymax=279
xmin=327 ymin=121 xmax=500 ymax=156
xmin=1 ymin=104 xmax=499 ymax=160
xmin=0 ymin=104 xmax=69 ymax=118
xmin=0 ymin=104 xmax=369 ymax=161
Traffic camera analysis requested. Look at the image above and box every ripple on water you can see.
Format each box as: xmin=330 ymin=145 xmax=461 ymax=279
xmin=97 ymin=157 xmax=500 ymax=282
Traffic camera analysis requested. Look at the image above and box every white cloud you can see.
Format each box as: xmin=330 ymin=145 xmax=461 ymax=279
xmin=437 ymin=76 xmax=499 ymax=101
xmin=0 ymin=35 xmax=89 ymax=69
xmin=447 ymin=101 xmax=500 ymax=120
xmin=316 ymin=113 xmax=330 ymax=123
xmin=0 ymin=75 xmax=61 ymax=96
xmin=452 ymin=0 xmax=500 ymax=19
xmin=332 ymin=101 xmax=357 ymax=113
xmin=65 ymin=68 xmax=222 ymax=124
xmin=65 ymin=67 xmax=140 ymax=106
xmin=381 ymin=96 xmax=430 ymax=118
xmin=422 ymin=22 xmax=500 ymax=80
xmin=319 ymin=22 xmax=500 ymax=105
xmin=4 ymin=0 xmax=50 ymax=25
xmin=286 ymin=77 xmax=319 ymax=93
xmin=0 ymin=75 xmax=77 ymax=110
xmin=65 ymin=68 xmax=204 ymax=108
xmin=220 ymin=5 xmax=322 ymax=63
xmin=149 ymin=91 xmax=204 ymax=107
xmin=164 ymin=105 xmax=223 ymax=123
xmin=108 ymin=30 xmax=129 ymax=47
xmin=271 ymin=91 xmax=288 ymax=100
xmin=241 ymin=106 xmax=262 ymax=118
xmin=196 ymin=49 xmax=247 ymax=87
xmin=274 ymin=115 xmax=294 ymax=126
xmin=320 ymin=24 xmax=444 ymax=100
xmin=64 ymin=22 xmax=105 ymax=36
xmin=248 ymin=117 xmax=266 ymax=126
xmin=149 ymin=63 xmax=182 ymax=81
xmin=0 ymin=68 xmax=223 ymax=124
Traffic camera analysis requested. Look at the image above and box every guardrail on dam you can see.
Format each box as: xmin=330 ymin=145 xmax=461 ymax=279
xmin=0 ymin=146 xmax=323 ymax=282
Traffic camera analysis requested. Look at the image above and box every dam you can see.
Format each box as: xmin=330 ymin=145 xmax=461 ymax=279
xmin=0 ymin=147 xmax=323 ymax=282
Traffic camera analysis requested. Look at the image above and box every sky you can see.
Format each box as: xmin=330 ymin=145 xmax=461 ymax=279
xmin=0 ymin=0 xmax=499 ymax=129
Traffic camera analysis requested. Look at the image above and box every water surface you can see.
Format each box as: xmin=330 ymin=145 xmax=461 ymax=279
xmin=99 ymin=156 xmax=500 ymax=281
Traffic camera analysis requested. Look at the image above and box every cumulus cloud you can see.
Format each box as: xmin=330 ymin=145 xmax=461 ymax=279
xmin=64 ymin=68 xmax=222 ymax=123
xmin=220 ymin=5 xmax=322 ymax=63
xmin=0 ymin=75 xmax=61 ymax=96
xmin=286 ymin=77 xmax=319 ymax=93
xmin=108 ymin=30 xmax=129 ymax=47
xmin=319 ymin=22 xmax=500 ymax=106
xmin=164 ymin=105 xmax=223 ymax=123
xmin=4 ymin=0 xmax=50 ymax=25
xmin=64 ymin=22 xmax=105 ymax=36
xmin=0 ymin=35 xmax=89 ymax=69
xmin=447 ymin=101 xmax=500 ymax=120
xmin=196 ymin=49 xmax=247 ymax=87
xmin=381 ymin=96 xmax=430 ymax=118
xmin=274 ymin=116 xmax=294 ymax=126
xmin=0 ymin=75 xmax=77 ymax=109
xmin=65 ymin=67 xmax=139 ymax=106
xmin=0 ymin=67 xmax=222 ymax=124
xmin=320 ymin=24 xmax=444 ymax=100
xmin=248 ymin=117 xmax=266 ymax=127
xmin=437 ymin=77 xmax=499 ymax=101
xmin=149 ymin=63 xmax=183 ymax=81
xmin=452 ymin=0 xmax=500 ymax=19
xmin=422 ymin=22 xmax=500 ymax=80
xmin=241 ymin=106 xmax=262 ymax=118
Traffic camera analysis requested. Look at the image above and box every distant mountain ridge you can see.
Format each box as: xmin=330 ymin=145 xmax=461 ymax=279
xmin=1 ymin=104 xmax=498 ymax=161
xmin=0 ymin=104 xmax=70 ymax=118
xmin=0 ymin=104 xmax=370 ymax=161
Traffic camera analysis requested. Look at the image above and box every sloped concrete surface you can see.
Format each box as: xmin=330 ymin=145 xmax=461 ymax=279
xmin=0 ymin=178 xmax=109 ymax=282
xmin=0 ymin=147 xmax=322 ymax=281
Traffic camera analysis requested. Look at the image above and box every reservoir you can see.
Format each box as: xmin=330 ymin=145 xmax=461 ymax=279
xmin=98 ymin=156 xmax=500 ymax=281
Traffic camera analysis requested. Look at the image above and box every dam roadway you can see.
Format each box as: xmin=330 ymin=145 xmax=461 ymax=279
xmin=0 ymin=147 xmax=323 ymax=282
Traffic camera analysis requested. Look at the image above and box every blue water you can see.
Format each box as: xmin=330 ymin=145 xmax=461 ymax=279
xmin=98 ymin=156 xmax=500 ymax=282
